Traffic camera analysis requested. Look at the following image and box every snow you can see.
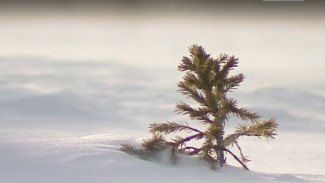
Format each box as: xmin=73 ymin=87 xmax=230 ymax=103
xmin=1 ymin=10 xmax=325 ymax=183
xmin=1 ymin=59 xmax=324 ymax=182
xmin=1 ymin=134 xmax=324 ymax=183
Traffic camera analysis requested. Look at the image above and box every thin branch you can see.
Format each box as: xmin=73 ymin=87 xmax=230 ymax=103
xmin=175 ymin=102 xmax=213 ymax=123
xmin=177 ymin=82 xmax=206 ymax=105
xmin=178 ymin=56 xmax=196 ymax=72
xmin=227 ymin=98 xmax=261 ymax=122
xmin=223 ymin=148 xmax=249 ymax=170
xmin=224 ymin=73 xmax=245 ymax=93
xmin=149 ymin=121 xmax=204 ymax=134
xmin=234 ymin=141 xmax=249 ymax=163
xmin=225 ymin=119 xmax=278 ymax=146
xmin=169 ymin=133 xmax=204 ymax=148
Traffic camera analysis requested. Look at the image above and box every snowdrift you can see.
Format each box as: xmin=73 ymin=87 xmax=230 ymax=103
xmin=1 ymin=134 xmax=324 ymax=183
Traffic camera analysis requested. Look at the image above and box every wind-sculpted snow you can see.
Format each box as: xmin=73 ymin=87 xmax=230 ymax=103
xmin=1 ymin=58 xmax=324 ymax=134
xmin=1 ymin=134 xmax=324 ymax=183
xmin=0 ymin=58 xmax=177 ymax=135
xmin=1 ymin=134 xmax=138 ymax=161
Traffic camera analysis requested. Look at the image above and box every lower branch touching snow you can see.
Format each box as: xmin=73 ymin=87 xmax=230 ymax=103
xmin=223 ymin=148 xmax=249 ymax=170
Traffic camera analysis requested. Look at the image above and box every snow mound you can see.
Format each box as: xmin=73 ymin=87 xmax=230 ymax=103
xmin=1 ymin=134 xmax=324 ymax=183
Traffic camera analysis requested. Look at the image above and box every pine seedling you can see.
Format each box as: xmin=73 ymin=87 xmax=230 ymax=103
xmin=121 ymin=45 xmax=278 ymax=170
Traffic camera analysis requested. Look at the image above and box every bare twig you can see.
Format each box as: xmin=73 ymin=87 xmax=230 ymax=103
xmin=223 ymin=148 xmax=249 ymax=170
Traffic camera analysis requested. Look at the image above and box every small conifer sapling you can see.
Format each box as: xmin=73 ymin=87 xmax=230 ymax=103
xmin=121 ymin=45 xmax=278 ymax=170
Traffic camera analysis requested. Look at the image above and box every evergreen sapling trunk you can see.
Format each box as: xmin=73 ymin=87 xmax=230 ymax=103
xmin=121 ymin=45 xmax=278 ymax=170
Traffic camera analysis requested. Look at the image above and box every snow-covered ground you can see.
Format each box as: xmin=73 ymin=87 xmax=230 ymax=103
xmin=1 ymin=134 xmax=324 ymax=183
xmin=1 ymin=9 xmax=325 ymax=183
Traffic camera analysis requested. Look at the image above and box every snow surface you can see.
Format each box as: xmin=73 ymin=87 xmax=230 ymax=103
xmin=1 ymin=11 xmax=325 ymax=183
xmin=1 ymin=134 xmax=324 ymax=183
